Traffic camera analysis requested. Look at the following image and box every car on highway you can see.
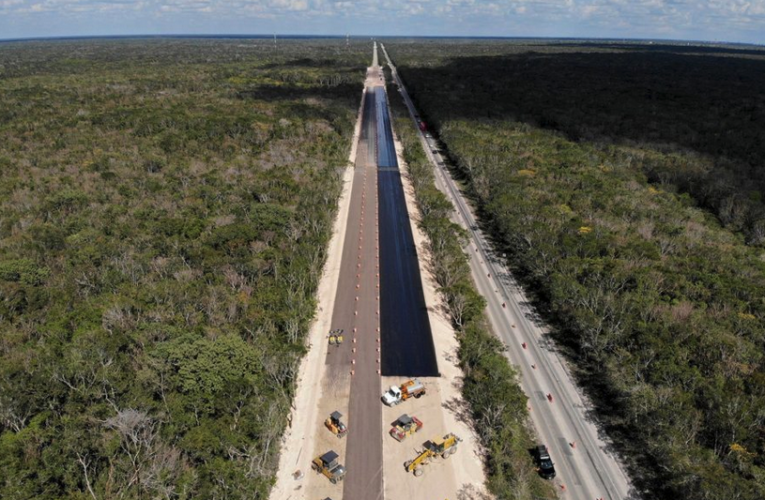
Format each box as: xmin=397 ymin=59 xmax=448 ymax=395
xmin=536 ymin=445 xmax=556 ymax=479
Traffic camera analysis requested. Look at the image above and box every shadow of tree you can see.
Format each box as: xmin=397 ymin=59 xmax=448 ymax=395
xmin=456 ymin=483 xmax=493 ymax=500
xmin=395 ymin=42 xmax=765 ymax=240
xmin=442 ymin=395 xmax=474 ymax=429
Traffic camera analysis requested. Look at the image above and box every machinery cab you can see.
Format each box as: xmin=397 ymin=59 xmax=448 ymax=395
xmin=325 ymin=411 xmax=348 ymax=437
xmin=382 ymin=385 xmax=402 ymax=405
xmin=425 ymin=436 xmax=447 ymax=455
xmin=389 ymin=414 xmax=423 ymax=441
xmin=312 ymin=450 xmax=347 ymax=484
xmin=425 ymin=433 xmax=460 ymax=456
xmin=396 ymin=414 xmax=415 ymax=429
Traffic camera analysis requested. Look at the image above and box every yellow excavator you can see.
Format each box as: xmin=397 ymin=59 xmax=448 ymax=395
xmin=404 ymin=433 xmax=462 ymax=477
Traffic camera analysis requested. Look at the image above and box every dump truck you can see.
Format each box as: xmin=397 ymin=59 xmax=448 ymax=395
xmin=536 ymin=444 xmax=556 ymax=479
xmin=325 ymin=411 xmax=347 ymax=438
xmin=389 ymin=414 xmax=423 ymax=442
xmin=312 ymin=450 xmax=347 ymax=484
xmin=404 ymin=433 xmax=461 ymax=477
xmin=381 ymin=379 xmax=426 ymax=406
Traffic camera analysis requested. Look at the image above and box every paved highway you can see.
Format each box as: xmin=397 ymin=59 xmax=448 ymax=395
xmin=375 ymin=85 xmax=438 ymax=377
xmin=337 ymin=42 xmax=438 ymax=500
xmin=381 ymin=44 xmax=636 ymax=500
xmin=331 ymin=64 xmax=383 ymax=500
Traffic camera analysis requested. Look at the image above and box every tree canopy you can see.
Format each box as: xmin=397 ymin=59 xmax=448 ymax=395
xmin=389 ymin=40 xmax=765 ymax=500
xmin=0 ymin=38 xmax=367 ymax=499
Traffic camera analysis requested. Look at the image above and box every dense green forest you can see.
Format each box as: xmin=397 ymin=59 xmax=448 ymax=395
xmin=0 ymin=39 xmax=367 ymax=499
xmin=388 ymin=40 xmax=765 ymax=499
xmin=385 ymin=71 xmax=556 ymax=500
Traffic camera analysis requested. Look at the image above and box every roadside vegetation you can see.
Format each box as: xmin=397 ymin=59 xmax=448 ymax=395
xmin=387 ymin=40 xmax=765 ymax=499
xmin=385 ymin=73 xmax=556 ymax=499
xmin=0 ymin=38 xmax=367 ymax=499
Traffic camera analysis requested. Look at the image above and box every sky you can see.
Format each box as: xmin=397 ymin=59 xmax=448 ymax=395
xmin=0 ymin=0 xmax=764 ymax=45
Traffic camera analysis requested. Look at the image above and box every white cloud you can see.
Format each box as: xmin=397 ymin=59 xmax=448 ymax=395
xmin=0 ymin=0 xmax=763 ymax=43
xmin=270 ymin=0 xmax=308 ymax=11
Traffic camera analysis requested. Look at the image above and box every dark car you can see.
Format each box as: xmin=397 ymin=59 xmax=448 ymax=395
xmin=536 ymin=445 xmax=556 ymax=479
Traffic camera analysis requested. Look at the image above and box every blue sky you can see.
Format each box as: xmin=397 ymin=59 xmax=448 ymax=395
xmin=1 ymin=0 xmax=763 ymax=44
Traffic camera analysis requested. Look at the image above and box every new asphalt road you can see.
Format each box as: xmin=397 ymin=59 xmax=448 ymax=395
xmin=324 ymin=43 xmax=440 ymax=500
xmin=326 ymin=81 xmax=383 ymax=500
xmin=382 ymin=43 xmax=635 ymax=500
xmin=375 ymin=86 xmax=439 ymax=377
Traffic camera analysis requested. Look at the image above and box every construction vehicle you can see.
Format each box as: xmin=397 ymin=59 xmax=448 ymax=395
xmin=312 ymin=450 xmax=347 ymax=484
xmin=328 ymin=329 xmax=343 ymax=346
xmin=535 ymin=445 xmax=556 ymax=479
xmin=381 ymin=379 xmax=426 ymax=406
xmin=389 ymin=414 xmax=423 ymax=442
xmin=325 ymin=411 xmax=347 ymax=438
xmin=404 ymin=433 xmax=461 ymax=477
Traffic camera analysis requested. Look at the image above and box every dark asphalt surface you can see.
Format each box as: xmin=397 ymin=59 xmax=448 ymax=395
xmin=375 ymin=88 xmax=398 ymax=168
xmin=374 ymin=87 xmax=439 ymax=377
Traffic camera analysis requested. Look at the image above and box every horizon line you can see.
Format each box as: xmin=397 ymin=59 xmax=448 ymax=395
xmin=1 ymin=33 xmax=763 ymax=48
